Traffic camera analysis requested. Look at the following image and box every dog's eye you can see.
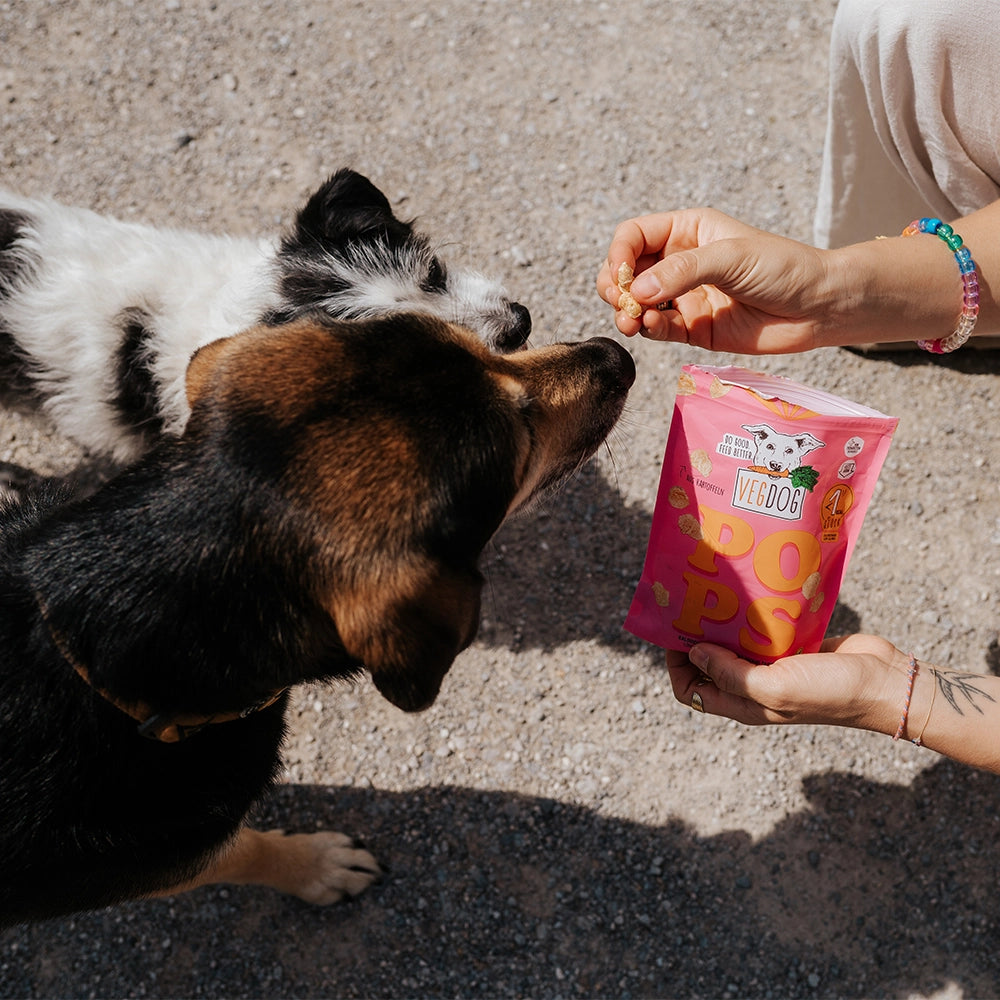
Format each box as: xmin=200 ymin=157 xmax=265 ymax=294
xmin=422 ymin=257 xmax=448 ymax=293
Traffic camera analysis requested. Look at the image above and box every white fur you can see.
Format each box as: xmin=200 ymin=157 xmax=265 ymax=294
xmin=284 ymin=238 xmax=516 ymax=336
xmin=0 ymin=180 xmax=529 ymax=463
xmin=1 ymin=192 xmax=279 ymax=458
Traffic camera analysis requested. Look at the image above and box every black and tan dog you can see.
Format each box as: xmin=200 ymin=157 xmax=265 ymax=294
xmin=0 ymin=313 xmax=634 ymax=927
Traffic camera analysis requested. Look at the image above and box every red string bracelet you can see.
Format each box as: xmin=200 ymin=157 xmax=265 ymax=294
xmin=892 ymin=653 xmax=918 ymax=741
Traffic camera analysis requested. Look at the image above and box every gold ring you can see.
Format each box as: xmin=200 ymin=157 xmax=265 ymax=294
xmin=691 ymin=691 xmax=705 ymax=713
xmin=656 ymin=299 xmax=675 ymax=312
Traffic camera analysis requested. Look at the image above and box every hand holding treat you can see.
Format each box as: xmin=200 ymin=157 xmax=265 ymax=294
xmin=595 ymin=204 xmax=1000 ymax=351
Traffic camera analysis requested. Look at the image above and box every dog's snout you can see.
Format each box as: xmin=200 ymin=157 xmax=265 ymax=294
xmin=494 ymin=302 xmax=532 ymax=353
xmin=587 ymin=336 xmax=636 ymax=390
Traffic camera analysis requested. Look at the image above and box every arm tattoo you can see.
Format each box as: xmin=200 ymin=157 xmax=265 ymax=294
xmin=933 ymin=668 xmax=997 ymax=717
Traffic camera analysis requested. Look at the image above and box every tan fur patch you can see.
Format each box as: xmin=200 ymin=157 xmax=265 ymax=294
xmin=185 ymin=336 xmax=237 ymax=405
xmin=159 ymin=828 xmax=382 ymax=905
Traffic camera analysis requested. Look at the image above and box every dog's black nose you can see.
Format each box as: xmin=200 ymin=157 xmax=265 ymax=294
xmin=586 ymin=336 xmax=637 ymax=390
xmin=494 ymin=302 xmax=532 ymax=353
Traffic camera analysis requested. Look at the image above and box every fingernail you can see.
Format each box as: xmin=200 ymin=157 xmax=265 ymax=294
xmin=629 ymin=272 xmax=661 ymax=299
xmin=689 ymin=645 xmax=708 ymax=669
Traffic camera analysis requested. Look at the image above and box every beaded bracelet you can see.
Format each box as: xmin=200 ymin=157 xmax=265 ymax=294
xmin=901 ymin=217 xmax=980 ymax=353
xmin=891 ymin=652 xmax=918 ymax=741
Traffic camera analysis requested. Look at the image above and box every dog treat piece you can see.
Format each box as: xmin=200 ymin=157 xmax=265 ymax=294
xmin=651 ymin=581 xmax=671 ymax=607
xmin=676 ymin=372 xmax=697 ymax=396
xmin=617 ymin=261 xmax=635 ymax=291
xmin=801 ymin=571 xmax=822 ymax=600
xmin=615 ymin=261 xmax=642 ymax=317
xmin=809 ymin=592 xmax=825 ymax=614
xmin=618 ymin=290 xmax=642 ymax=319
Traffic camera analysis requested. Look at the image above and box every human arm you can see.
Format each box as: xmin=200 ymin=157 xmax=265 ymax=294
xmin=596 ymin=202 xmax=1000 ymax=353
xmin=667 ymin=635 xmax=1000 ymax=774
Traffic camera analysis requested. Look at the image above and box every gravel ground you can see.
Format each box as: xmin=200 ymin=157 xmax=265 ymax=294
xmin=2 ymin=2 xmax=1000 ymax=998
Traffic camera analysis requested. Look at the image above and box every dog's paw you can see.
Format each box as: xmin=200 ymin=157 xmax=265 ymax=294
xmin=264 ymin=829 xmax=383 ymax=905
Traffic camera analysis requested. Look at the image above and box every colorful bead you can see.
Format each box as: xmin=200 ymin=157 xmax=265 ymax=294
xmin=902 ymin=217 xmax=980 ymax=353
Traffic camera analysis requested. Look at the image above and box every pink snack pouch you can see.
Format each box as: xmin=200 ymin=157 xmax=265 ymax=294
xmin=625 ymin=365 xmax=898 ymax=662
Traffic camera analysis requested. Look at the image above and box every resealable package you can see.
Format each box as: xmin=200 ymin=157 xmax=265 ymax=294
xmin=625 ymin=365 xmax=898 ymax=662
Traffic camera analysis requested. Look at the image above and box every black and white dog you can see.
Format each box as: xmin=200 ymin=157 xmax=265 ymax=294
xmin=0 ymin=169 xmax=531 ymax=463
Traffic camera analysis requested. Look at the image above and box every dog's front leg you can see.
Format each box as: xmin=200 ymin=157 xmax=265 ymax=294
xmin=158 ymin=828 xmax=383 ymax=905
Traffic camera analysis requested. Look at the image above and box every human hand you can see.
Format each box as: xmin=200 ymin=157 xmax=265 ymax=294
xmin=596 ymin=208 xmax=841 ymax=354
xmin=665 ymin=634 xmax=912 ymax=736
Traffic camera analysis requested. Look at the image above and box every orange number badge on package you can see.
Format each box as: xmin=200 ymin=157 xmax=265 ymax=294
xmin=625 ymin=365 xmax=898 ymax=662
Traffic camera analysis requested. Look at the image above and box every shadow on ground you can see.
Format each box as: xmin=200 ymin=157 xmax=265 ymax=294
xmin=479 ymin=460 xmax=653 ymax=653
xmin=3 ymin=760 xmax=998 ymax=999
xmin=843 ymin=346 xmax=1000 ymax=376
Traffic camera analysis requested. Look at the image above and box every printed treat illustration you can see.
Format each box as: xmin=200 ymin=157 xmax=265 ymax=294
xmin=625 ymin=365 xmax=898 ymax=662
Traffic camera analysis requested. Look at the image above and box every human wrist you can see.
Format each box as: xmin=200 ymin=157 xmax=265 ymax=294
xmin=860 ymin=646 xmax=921 ymax=738
xmin=820 ymin=236 xmax=963 ymax=348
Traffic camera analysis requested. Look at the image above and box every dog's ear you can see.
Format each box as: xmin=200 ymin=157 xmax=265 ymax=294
xmin=294 ymin=169 xmax=410 ymax=244
xmin=329 ymin=562 xmax=482 ymax=713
